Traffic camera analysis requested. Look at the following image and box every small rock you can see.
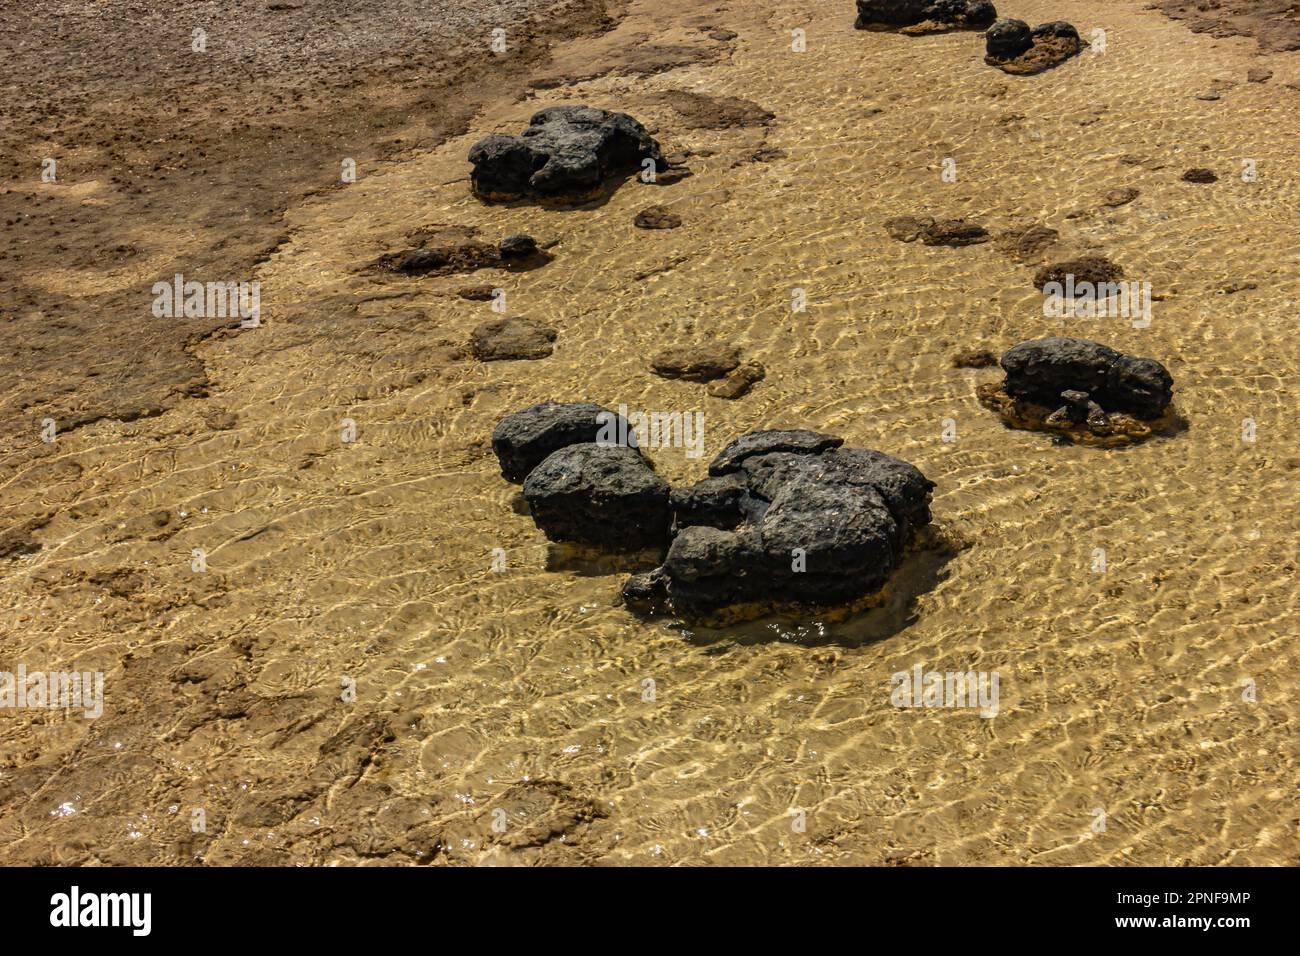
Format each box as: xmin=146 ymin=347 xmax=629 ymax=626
xmin=707 ymin=362 xmax=765 ymax=399
xmin=457 ymin=284 xmax=497 ymax=301
xmin=651 ymin=343 xmax=742 ymax=382
xmin=396 ymin=248 xmax=452 ymax=273
xmin=885 ymin=215 xmax=935 ymax=242
xmin=204 ymin=409 xmax=238 ymax=430
xmin=952 ymin=349 xmax=998 ymax=369
xmin=994 ymin=223 xmax=1059 ymax=260
xmin=1247 ymin=67 xmax=1272 ymax=83
xmin=708 ymin=29 xmax=738 ymax=41
xmin=1101 ymin=187 xmax=1140 ymax=207
xmin=1034 ymin=256 xmax=1124 ymax=292
xmin=985 ymin=19 xmax=1082 ymax=75
xmin=887 ymin=216 xmax=988 ymax=246
xmin=470 ymin=318 xmax=557 ymax=362
xmin=498 ymin=234 xmax=539 ymax=258
xmin=634 ymin=205 xmax=682 ymax=229
xmin=920 ymin=219 xmax=990 ymax=247
xmin=1182 ymin=167 xmax=1218 ymax=183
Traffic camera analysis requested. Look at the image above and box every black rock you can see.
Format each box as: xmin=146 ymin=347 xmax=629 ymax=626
xmin=735 ymin=447 xmax=934 ymax=548
xmin=468 ymin=106 xmax=664 ymax=202
xmin=854 ymin=0 xmax=929 ymax=27
xmin=854 ymin=0 xmax=996 ymax=29
xmin=671 ymin=473 xmax=750 ymax=530
xmin=984 ymin=18 xmax=1082 ymax=73
xmin=1000 ymin=337 xmax=1173 ymax=419
xmin=522 ymin=444 xmax=671 ymax=551
xmin=708 ymin=429 xmax=844 ymax=475
xmin=985 ymin=17 xmax=1032 ymax=58
xmin=1031 ymin=20 xmax=1079 ymax=41
xmin=498 ymin=234 xmax=539 ymax=258
xmin=491 ymin=401 xmax=627 ymax=482
xmin=625 ymin=433 xmax=935 ymax=618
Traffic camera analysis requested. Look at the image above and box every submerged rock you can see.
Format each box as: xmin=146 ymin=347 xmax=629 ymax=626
xmin=1182 ymin=167 xmax=1218 ymax=183
xmin=1034 ymin=256 xmax=1124 ymax=292
xmin=468 ymin=106 xmax=663 ymax=203
xmin=491 ymin=401 xmax=625 ymax=482
xmin=920 ymin=219 xmax=990 ymax=246
xmin=393 ymin=242 xmax=495 ymax=275
xmin=647 ymin=90 xmax=774 ymax=129
xmin=854 ymin=0 xmax=997 ymax=32
xmin=634 ymin=205 xmax=682 ymax=229
xmin=984 ymin=19 xmax=1082 ymax=74
xmin=884 ymin=215 xmax=935 ymax=242
xmin=952 ymin=348 xmax=998 ymax=368
xmin=707 ymin=362 xmax=766 ymax=399
xmin=624 ymin=431 xmax=935 ymax=619
xmin=650 ymin=343 xmax=742 ymax=382
xmin=886 ymin=216 xmax=989 ymax=246
xmin=457 ymin=284 xmax=497 ymax=301
xmin=470 ymin=318 xmax=557 ymax=362
xmin=522 ymin=444 xmax=671 ymax=551
xmin=977 ymin=337 xmax=1175 ymax=445
xmin=994 ymin=222 xmax=1060 ymax=261
xmin=1102 ymin=187 xmax=1140 ymax=207
xmin=381 ymin=232 xmax=546 ymax=276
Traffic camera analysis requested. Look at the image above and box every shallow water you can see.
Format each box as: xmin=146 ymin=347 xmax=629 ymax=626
xmin=1 ymin=0 xmax=1296 ymax=865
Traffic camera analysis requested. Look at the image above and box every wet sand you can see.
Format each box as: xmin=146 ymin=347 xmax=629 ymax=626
xmin=1 ymin=0 xmax=1297 ymax=865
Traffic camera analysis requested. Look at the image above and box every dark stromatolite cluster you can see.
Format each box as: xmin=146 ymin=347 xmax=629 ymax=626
xmin=854 ymin=0 xmax=997 ymax=32
xmin=983 ymin=19 xmax=1082 ymax=74
xmin=468 ymin=106 xmax=664 ymax=203
xmin=492 ymin=403 xmax=936 ymax=620
xmin=977 ymin=337 xmax=1175 ymax=445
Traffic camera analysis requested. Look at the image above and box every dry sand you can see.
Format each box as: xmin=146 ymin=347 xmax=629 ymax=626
xmin=1 ymin=0 xmax=1297 ymax=865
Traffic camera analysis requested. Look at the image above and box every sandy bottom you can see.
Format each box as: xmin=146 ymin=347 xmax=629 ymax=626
xmin=1 ymin=0 xmax=1297 ymax=865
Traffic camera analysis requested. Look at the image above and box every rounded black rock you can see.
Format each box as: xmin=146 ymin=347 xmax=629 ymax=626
xmin=522 ymin=444 xmax=671 ymax=551
xmin=491 ymin=401 xmax=625 ymax=482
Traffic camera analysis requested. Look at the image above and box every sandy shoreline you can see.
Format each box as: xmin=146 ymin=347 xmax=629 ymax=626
xmin=1 ymin=1 xmax=1297 ymax=865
